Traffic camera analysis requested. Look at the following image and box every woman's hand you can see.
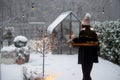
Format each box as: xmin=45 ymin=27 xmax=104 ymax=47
xmin=71 ymin=34 xmax=76 ymax=39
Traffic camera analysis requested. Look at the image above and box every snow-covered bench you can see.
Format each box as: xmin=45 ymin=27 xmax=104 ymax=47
xmin=1 ymin=45 xmax=16 ymax=64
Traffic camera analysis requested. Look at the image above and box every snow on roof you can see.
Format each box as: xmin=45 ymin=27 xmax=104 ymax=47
xmin=47 ymin=11 xmax=74 ymax=34
xmin=14 ymin=35 xmax=28 ymax=42
xmin=29 ymin=22 xmax=45 ymax=24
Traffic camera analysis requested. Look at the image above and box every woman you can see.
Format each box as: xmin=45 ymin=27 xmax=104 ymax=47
xmin=71 ymin=13 xmax=100 ymax=80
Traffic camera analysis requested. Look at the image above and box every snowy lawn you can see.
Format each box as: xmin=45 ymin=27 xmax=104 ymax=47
xmin=1 ymin=53 xmax=120 ymax=80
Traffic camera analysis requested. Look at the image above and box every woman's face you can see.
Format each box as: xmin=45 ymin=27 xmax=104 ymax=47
xmin=81 ymin=25 xmax=90 ymax=28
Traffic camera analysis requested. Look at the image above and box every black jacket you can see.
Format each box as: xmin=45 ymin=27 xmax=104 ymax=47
xmin=73 ymin=28 xmax=100 ymax=64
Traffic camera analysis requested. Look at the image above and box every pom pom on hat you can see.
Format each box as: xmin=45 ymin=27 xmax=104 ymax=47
xmin=82 ymin=13 xmax=91 ymax=25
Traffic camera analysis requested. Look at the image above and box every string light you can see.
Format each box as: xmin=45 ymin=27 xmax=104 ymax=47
xmin=32 ymin=3 xmax=35 ymax=11
xmin=102 ymin=7 xmax=105 ymax=14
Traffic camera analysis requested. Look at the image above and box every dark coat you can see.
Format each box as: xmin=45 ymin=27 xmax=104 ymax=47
xmin=73 ymin=28 xmax=100 ymax=64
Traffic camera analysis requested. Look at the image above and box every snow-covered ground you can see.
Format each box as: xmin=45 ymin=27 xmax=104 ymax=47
xmin=1 ymin=53 xmax=120 ymax=80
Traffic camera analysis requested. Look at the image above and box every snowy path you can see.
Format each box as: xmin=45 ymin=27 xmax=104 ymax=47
xmin=1 ymin=64 xmax=23 ymax=80
xmin=1 ymin=53 xmax=120 ymax=80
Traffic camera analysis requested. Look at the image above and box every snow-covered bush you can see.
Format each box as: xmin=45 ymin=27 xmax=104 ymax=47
xmin=23 ymin=66 xmax=55 ymax=80
xmin=91 ymin=20 xmax=120 ymax=65
xmin=14 ymin=35 xmax=30 ymax=64
xmin=3 ymin=27 xmax=14 ymax=46
xmin=14 ymin=35 xmax=28 ymax=48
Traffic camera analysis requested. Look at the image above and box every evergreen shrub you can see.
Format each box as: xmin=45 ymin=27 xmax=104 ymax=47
xmin=91 ymin=20 xmax=120 ymax=65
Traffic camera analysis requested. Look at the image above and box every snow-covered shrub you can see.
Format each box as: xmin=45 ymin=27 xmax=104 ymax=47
xmin=23 ymin=66 xmax=55 ymax=80
xmin=23 ymin=66 xmax=42 ymax=80
xmin=14 ymin=35 xmax=30 ymax=64
xmin=16 ymin=46 xmax=30 ymax=63
xmin=91 ymin=20 xmax=120 ymax=65
xmin=14 ymin=35 xmax=28 ymax=48
xmin=3 ymin=27 xmax=15 ymax=46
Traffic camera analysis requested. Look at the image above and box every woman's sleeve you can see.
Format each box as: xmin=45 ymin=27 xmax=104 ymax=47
xmin=72 ymin=31 xmax=83 ymax=43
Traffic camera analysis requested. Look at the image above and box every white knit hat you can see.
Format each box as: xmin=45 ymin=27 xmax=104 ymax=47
xmin=81 ymin=13 xmax=91 ymax=25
